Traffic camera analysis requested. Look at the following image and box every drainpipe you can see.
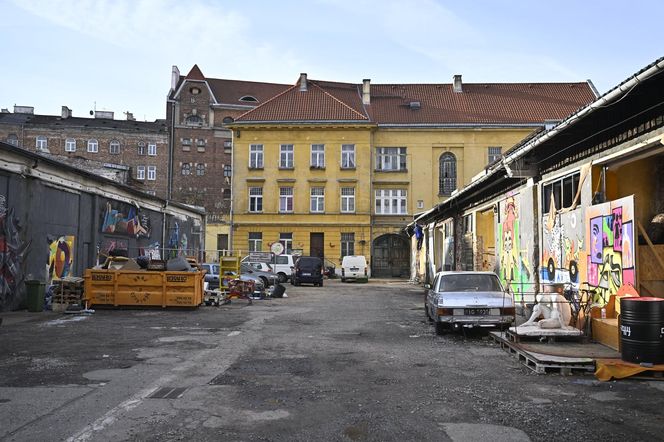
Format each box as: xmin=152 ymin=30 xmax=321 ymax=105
xmin=167 ymin=99 xmax=176 ymax=200
xmin=229 ymin=127 xmax=235 ymax=254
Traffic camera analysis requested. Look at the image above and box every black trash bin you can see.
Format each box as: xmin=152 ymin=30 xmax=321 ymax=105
xmin=25 ymin=280 xmax=46 ymax=312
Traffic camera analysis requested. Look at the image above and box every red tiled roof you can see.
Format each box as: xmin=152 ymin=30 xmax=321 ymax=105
xmin=233 ymin=78 xmax=595 ymax=125
xmin=206 ymin=78 xmax=291 ymax=107
xmin=185 ymin=64 xmax=205 ymax=81
xmin=235 ymin=78 xmax=369 ymax=122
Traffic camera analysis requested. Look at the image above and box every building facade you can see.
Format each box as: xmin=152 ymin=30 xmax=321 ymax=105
xmin=230 ymin=74 xmax=595 ymax=275
xmin=0 ymin=106 xmax=168 ymax=197
xmin=166 ymin=65 xmax=289 ymax=259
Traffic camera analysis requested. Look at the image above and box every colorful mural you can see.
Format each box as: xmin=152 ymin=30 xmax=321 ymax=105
xmin=497 ymin=196 xmax=533 ymax=299
xmin=0 ymin=195 xmax=31 ymax=309
xmin=167 ymin=222 xmax=188 ymax=258
xmin=101 ymin=201 xmax=151 ymax=238
xmin=585 ymin=195 xmax=635 ymax=305
xmin=48 ymin=236 xmax=75 ymax=280
xmin=541 ymin=207 xmax=585 ymax=290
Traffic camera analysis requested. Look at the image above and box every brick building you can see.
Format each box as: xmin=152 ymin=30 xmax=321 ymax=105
xmin=166 ymin=65 xmax=288 ymax=254
xmin=0 ymin=106 xmax=169 ymax=197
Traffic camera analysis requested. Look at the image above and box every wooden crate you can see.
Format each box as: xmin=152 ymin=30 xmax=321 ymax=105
xmin=592 ymin=318 xmax=619 ymax=351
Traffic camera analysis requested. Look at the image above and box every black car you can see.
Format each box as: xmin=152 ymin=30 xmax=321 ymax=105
xmin=291 ymin=256 xmax=324 ymax=286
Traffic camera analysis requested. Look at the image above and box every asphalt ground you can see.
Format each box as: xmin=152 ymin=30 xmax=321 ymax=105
xmin=1 ymin=279 xmax=663 ymax=441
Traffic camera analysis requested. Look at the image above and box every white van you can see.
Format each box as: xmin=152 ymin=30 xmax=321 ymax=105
xmin=341 ymin=255 xmax=369 ymax=282
xmin=271 ymin=254 xmax=296 ymax=283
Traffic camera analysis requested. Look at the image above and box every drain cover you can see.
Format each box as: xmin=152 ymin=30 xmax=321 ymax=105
xmin=148 ymin=387 xmax=187 ymax=399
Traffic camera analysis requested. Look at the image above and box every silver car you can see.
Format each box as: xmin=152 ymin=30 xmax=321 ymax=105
xmin=425 ymin=271 xmax=514 ymax=335
xmin=241 ymin=263 xmax=279 ymax=287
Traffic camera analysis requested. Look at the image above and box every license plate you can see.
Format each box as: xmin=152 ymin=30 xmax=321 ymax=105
xmin=464 ymin=308 xmax=489 ymax=315
xmin=350 ymin=267 xmax=358 ymax=271
xmin=302 ymin=272 xmax=311 ymax=276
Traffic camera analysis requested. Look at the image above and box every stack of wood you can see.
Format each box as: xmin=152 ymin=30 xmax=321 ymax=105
xmin=53 ymin=277 xmax=85 ymax=311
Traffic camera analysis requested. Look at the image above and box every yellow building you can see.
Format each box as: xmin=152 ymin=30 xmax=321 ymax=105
xmin=230 ymin=74 xmax=594 ymax=277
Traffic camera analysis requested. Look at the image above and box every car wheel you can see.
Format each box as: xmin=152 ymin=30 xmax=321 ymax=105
xmin=260 ymin=276 xmax=269 ymax=287
xmin=425 ymin=304 xmax=433 ymax=322
xmin=277 ymin=273 xmax=287 ymax=283
xmin=435 ymin=322 xmax=447 ymax=336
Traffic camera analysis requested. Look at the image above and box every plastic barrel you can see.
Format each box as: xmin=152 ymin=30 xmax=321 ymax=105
xmin=25 ymin=280 xmax=46 ymax=312
xmin=619 ymin=297 xmax=664 ymax=364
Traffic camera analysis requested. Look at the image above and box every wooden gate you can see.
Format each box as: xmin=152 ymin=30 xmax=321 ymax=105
xmin=372 ymin=234 xmax=410 ymax=278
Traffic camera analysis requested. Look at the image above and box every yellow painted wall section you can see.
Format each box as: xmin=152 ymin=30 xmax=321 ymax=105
xmin=615 ymin=157 xmax=657 ymax=228
xmin=475 ymin=209 xmax=496 ymax=271
xmin=204 ymin=223 xmax=230 ymax=262
xmin=373 ymin=128 xmax=536 ymax=211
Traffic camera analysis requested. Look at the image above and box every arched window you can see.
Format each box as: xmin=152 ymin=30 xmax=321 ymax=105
xmin=109 ymin=140 xmax=120 ymax=154
xmin=185 ymin=115 xmax=203 ymax=126
xmin=439 ymin=152 xmax=456 ymax=196
xmin=181 ymin=163 xmax=191 ymax=175
xmin=239 ymin=95 xmax=258 ymax=102
xmin=65 ymin=138 xmax=76 ymax=152
xmin=87 ymin=139 xmax=99 ymax=153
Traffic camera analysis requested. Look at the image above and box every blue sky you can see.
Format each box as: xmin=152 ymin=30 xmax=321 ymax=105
xmin=2 ymin=0 xmax=662 ymax=121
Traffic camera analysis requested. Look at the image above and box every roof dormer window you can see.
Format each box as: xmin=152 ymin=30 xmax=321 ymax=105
xmin=239 ymin=95 xmax=258 ymax=103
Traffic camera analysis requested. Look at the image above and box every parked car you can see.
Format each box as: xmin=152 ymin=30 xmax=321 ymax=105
xmin=247 ymin=261 xmax=274 ymax=273
xmin=291 ymin=256 xmax=324 ymax=287
xmin=341 ymin=255 xmax=368 ymax=282
xmin=425 ymin=271 xmax=514 ymax=335
xmin=240 ymin=263 xmax=278 ymax=287
xmin=271 ymin=254 xmax=296 ymax=283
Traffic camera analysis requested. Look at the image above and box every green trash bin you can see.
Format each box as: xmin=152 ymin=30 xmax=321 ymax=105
xmin=25 ymin=280 xmax=45 ymax=312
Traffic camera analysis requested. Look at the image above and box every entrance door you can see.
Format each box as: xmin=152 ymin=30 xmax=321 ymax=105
xmin=372 ymin=234 xmax=410 ymax=277
xmin=310 ymin=232 xmax=324 ymax=258
xmin=217 ymin=234 xmax=229 ymax=257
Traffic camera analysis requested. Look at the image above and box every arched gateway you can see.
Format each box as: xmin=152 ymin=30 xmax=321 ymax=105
xmin=372 ymin=234 xmax=410 ymax=278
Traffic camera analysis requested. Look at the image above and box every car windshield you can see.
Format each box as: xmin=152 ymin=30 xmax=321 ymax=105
xmin=438 ymin=274 xmax=502 ymax=292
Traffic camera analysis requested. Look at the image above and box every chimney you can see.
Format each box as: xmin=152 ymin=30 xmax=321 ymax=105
xmin=453 ymin=74 xmax=463 ymax=93
xmin=299 ymin=73 xmax=308 ymax=92
xmin=1 ymin=108 xmax=9 ymax=113
xmin=171 ymin=65 xmax=180 ymax=91
xmin=14 ymin=105 xmax=34 ymax=114
xmin=362 ymin=79 xmax=371 ymax=105
xmin=61 ymin=106 xmax=72 ymax=119
xmin=126 ymin=112 xmax=135 ymax=121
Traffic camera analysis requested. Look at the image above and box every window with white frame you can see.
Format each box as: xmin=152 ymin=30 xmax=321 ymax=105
xmin=147 ymin=166 xmax=156 ymax=180
xmin=488 ymin=146 xmax=502 ymax=164
xmin=279 ymin=187 xmax=293 ymax=213
xmin=375 ymin=189 xmax=407 ymax=214
xmin=341 ymin=232 xmax=355 ymax=257
xmin=65 ymin=138 xmax=76 ymax=152
xmin=249 ymin=187 xmax=263 ymax=212
xmin=87 ymin=139 xmax=98 ymax=153
xmin=36 ymin=136 xmax=47 ymax=151
xmin=148 ymin=143 xmax=157 ymax=156
xmin=310 ymin=187 xmax=325 ymax=212
xmin=310 ymin=144 xmax=325 ymax=168
xmin=340 ymin=187 xmax=355 ymax=213
xmin=196 ymin=163 xmax=205 ymax=176
xmin=248 ymin=232 xmax=262 ymax=252
xmin=341 ymin=144 xmax=355 ymax=169
xmin=280 ymin=233 xmax=293 ymax=254
xmin=181 ymin=163 xmax=191 ymax=175
xmin=376 ymin=147 xmax=406 ymax=171
xmin=136 ymin=166 xmax=146 ymax=180
xmin=109 ymin=140 xmax=120 ymax=154
xmin=280 ymin=144 xmax=294 ymax=168
xmin=249 ymin=144 xmax=263 ymax=168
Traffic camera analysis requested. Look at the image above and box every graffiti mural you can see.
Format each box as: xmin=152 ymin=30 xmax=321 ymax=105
xmin=101 ymin=201 xmax=151 ymax=238
xmin=0 ymin=194 xmax=31 ymax=309
xmin=48 ymin=236 xmax=75 ymax=280
xmin=541 ymin=207 xmax=585 ymax=290
xmin=497 ymin=196 xmax=533 ymax=299
xmin=167 ymin=222 xmax=188 ymax=258
xmin=585 ymin=195 xmax=635 ymax=305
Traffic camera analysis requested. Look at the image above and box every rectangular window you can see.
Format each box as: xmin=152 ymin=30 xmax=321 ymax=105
xmin=341 ymin=232 xmax=355 ymax=257
xmin=147 ymin=166 xmax=156 ymax=181
xmin=136 ymin=166 xmax=146 ymax=180
xmin=340 ymin=187 xmax=355 ymax=213
xmin=376 ymin=147 xmax=407 ymax=171
xmin=280 ymin=144 xmax=294 ymax=168
xmin=341 ymin=144 xmax=355 ymax=169
xmin=280 ymin=233 xmax=293 ymax=254
xmin=488 ymin=146 xmax=502 ymax=164
xmin=65 ymin=138 xmax=76 ymax=152
xmin=148 ymin=143 xmax=157 ymax=156
xmin=223 ymin=140 xmax=232 ymax=151
xmin=248 ymin=232 xmax=262 ymax=252
xmin=375 ymin=189 xmax=407 ymax=214
xmin=310 ymin=187 xmax=325 ymax=212
xmin=182 ymin=138 xmax=191 ymax=151
xmin=541 ymin=171 xmax=581 ymax=214
xmin=36 ymin=136 xmax=48 ymax=150
xmin=138 ymin=142 xmax=146 ymax=155
xmin=249 ymin=144 xmax=264 ymax=168
xmin=310 ymin=144 xmax=325 ymax=168
xmin=223 ymin=164 xmax=232 ymax=177
xmin=279 ymin=187 xmax=294 ymax=213
xmin=249 ymin=187 xmax=263 ymax=212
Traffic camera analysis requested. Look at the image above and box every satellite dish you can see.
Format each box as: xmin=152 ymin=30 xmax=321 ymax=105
xmin=89 ymin=110 xmax=94 ymax=115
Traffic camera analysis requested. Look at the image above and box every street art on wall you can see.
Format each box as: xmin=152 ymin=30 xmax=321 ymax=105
xmin=101 ymin=201 xmax=150 ymax=238
xmin=541 ymin=207 xmax=585 ymax=290
xmin=0 ymin=195 xmax=31 ymax=309
xmin=585 ymin=195 xmax=635 ymax=305
xmin=497 ymin=196 xmax=533 ymax=299
xmin=48 ymin=236 xmax=75 ymax=280
xmin=167 ymin=222 xmax=188 ymax=258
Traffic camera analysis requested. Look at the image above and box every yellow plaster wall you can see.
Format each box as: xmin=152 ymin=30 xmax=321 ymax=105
xmin=204 ymin=223 xmax=230 ymax=262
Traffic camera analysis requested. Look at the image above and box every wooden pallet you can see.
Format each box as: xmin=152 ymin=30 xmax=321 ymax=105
xmin=504 ymin=328 xmax=585 ymax=344
xmin=490 ymin=331 xmax=596 ymax=375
